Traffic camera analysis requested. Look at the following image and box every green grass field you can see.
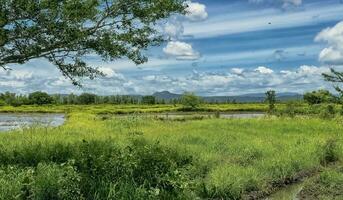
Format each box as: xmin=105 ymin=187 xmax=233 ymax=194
xmin=0 ymin=105 xmax=342 ymax=199
xmin=0 ymin=103 xmax=269 ymax=114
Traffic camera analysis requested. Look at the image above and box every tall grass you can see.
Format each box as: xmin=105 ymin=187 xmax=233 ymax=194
xmin=0 ymin=112 xmax=342 ymax=199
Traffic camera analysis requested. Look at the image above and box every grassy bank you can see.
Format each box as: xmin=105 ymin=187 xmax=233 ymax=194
xmin=0 ymin=103 xmax=341 ymax=116
xmin=0 ymin=103 xmax=270 ymax=114
xmin=0 ymin=112 xmax=342 ymax=199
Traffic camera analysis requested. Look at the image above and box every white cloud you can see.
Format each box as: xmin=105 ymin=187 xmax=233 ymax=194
xmin=185 ymin=1 xmax=208 ymax=21
xmin=184 ymin=3 xmax=343 ymax=39
xmin=163 ymin=41 xmax=200 ymax=60
xmin=231 ymin=68 xmax=245 ymax=75
xmin=316 ymin=21 xmax=343 ymax=65
xmin=255 ymin=66 xmax=274 ymax=74
xmin=249 ymin=0 xmax=302 ymax=9
xmin=163 ymin=16 xmax=184 ymax=39
xmin=0 ymin=65 xmax=334 ymax=96
xmin=98 ymin=67 xmax=125 ymax=80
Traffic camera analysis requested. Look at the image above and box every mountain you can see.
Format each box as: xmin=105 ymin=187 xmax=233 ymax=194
xmin=152 ymin=91 xmax=303 ymax=103
xmin=153 ymin=91 xmax=181 ymax=100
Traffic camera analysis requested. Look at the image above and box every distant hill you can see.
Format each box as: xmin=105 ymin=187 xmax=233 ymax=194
xmin=153 ymin=91 xmax=181 ymax=100
xmin=153 ymin=91 xmax=302 ymax=103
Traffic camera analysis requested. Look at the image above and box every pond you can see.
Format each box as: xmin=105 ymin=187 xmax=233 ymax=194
xmin=0 ymin=113 xmax=65 ymax=132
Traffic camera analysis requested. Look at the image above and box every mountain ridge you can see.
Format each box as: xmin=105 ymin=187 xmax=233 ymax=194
xmin=152 ymin=91 xmax=303 ymax=103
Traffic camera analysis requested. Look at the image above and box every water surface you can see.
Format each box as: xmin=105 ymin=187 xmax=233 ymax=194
xmin=0 ymin=113 xmax=65 ymax=132
xmin=265 ymin=182 xmax=304 ymax=200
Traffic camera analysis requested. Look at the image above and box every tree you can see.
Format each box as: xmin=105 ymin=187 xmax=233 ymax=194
xmin=78 ymin=93 xmax=96 ymax=104
xmin=0 ymin=0 xmax=185 ymax=86
xmin=180 ymin=92 xmax=201 ymax=111
xmin=28 ymin=91 xmax=53 ymax=105
xmin=303 ymin=90 xmax=337 ymax=105
xmin=141 ymin=95 xmax=156 ymax=105
xmin=323 ymin=69 xmax=343 ymax=95
xmin=265 ymin=90 xmax=276 ymax=113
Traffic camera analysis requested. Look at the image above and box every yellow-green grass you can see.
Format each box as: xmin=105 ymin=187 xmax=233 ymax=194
xmin=0 ymin=103 xmax=272 ymax=114
xmin=0 ymin=112 xmax=342 ymax=199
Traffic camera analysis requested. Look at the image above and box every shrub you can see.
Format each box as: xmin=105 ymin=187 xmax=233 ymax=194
xmin=0 ymin=139 xmax=197 ymax=199
xmin=0 ymin=99 xmax=5 ymax=106
xmin=28 ymin=91 xmax=53 ymax=105
xmin=180 ymin=92 xmax=202 ymax=111
xmin=304 ymin=90 xmax=337 ymax=105
xmin=265 ymin=90 xmax=276 ymax=113
xmin=320 ymin=104 xmax=336 ymax=119
xmin=78 ymin=93 xmax=96 ymax=105
xmin=20 ymin=163 xmax=82 ymax=200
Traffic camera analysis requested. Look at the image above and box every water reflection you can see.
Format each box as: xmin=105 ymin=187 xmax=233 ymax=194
xmin=0 ymin=113 xmax=65 ymax=131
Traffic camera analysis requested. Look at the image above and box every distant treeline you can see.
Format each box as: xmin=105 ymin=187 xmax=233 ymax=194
xmin=0 ymin=89 xmax=340 ymax=106
xmin=0 ymin=92 xmax=174 ymax=106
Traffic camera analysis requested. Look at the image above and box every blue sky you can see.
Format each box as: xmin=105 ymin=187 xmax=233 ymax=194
xmin=2 ymin=0 xmax=343 ymax=95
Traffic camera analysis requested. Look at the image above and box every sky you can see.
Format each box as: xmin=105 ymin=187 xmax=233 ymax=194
xmin=2 ymin=0 xmax=343 ymax=96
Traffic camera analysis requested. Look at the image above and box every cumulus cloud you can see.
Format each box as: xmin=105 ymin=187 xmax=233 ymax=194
xmin=163 ymin=41 xmax=200 ymax=60
xmin=98 ymin=67 xmax=125 ymax=80
xmin=133 ymin=65 xmax=329 ymax=95
xmin=0 ymin=64 xmax=333 ymax=96
xmin=161 ymin=1 xmax=207 ymax=60
xmin=315 ymin=21 xmax=343 ymax=65
xmin=231 ymin=68 xmax=245 ymax=75
xmin=185 ymin=1 xmax=208 ymax=21
xmin=255 ymin=66 xmax=274 ymax=74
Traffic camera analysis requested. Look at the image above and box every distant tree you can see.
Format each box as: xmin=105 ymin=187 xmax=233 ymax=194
xmin=303 ymin=90 xmax=337 ymax=105
xmin=142 ymin=96 xmax=156 ymax=105
xmin=0 ymin=99 xmax=5 ymax=106
xmin=323 ymin=69 xmax=343 ymax=95
xmin=265 ymin=90 xmax=276 ymax=112
xmin=0 ymin=0 xmax=185 ymax=86
xmin=180 ymin=92 xmax=201 ymax=110
xmin=78 ymin=93 xmax=96 ymax=105
xmin=0 ymin=92 xmax=16 ymax=105
xmin=323 ymin=69 xmax=343 ymax=104
xmin=28 ymin=91 xmax=53 ymax=105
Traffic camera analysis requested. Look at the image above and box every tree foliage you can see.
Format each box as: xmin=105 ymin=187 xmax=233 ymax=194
xmin=265 ymin=90 xmax=276 ymax=112
xmin=303 ymin=90 xmax=337 ymax=105
xmin=78 ymin=93 xmax=97 ymax=104
xmin=0 ymin=0 xmax=185 ymax=85
xmin=180 ymin=92 xmax=201 ymax=110
xmin=141 ymin=95 xmax=156 ymax=105
xmin=28 ymin=91 xmax=53 ymax=105
xmin=323 ymin=69 xmax=343 ymax=97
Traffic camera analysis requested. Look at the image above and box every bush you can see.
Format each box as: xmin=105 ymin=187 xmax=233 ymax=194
xmin=0 ymin=139 xmax=196 ymax=200
xmin=141 ymin=96 xmax=156 ymax=105
xmin=265 ymin=90 xmax=276 ymax=113
xmin=78 ymin=93 xmax=97 ymax=105
xmin=20 ymin=163 xmax=82 ymax=200
xmin=320 ymin=104 xmax=336 ymax=119
xmin=29 ymin=91 xmax=53 ymax=105
xmin=304 ymin=90 xmax=337 ymax=105
xmin=0 ymin=99 xmax=5 ymax=106
xmin=180 ymin=92 xmax=202 ymax=111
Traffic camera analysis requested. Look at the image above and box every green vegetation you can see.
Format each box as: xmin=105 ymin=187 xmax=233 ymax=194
xmin=299 ymin=167 xmax=343 ymax=200
xmin=0 ymin=103 xmax=271 ymax=114
xmin=265 ymin=90 xmax=276 ymax=113
xmin=0 ymin=110 xmax=342 ymax=199
xmin=180 ymin=92 xmax=202 ymax=111
xmin=303 ymin=90 xmax=338 ymax=105
xmin=28 ymin=91 xmax=54 ymax=105
xmin=0 ymin=0 xmax=185 ymax=85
